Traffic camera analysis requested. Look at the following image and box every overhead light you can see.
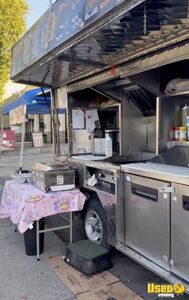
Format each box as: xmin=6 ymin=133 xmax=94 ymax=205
xmin=120 ymin=75 xmax=129 ymax=79
xmin=123 ymin=84 xmax=140 ymax=91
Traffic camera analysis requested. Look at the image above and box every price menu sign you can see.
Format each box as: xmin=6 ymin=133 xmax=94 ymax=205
xmin=32 ymin=132 xmax=44 ymax=148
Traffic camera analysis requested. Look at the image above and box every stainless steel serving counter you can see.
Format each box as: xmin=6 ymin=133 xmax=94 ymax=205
xmin=121 ymin=162 xmax=189 ymax=185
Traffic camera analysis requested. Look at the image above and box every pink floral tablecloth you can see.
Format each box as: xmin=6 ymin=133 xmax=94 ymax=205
xmin=0 ymin=180 xmax=86 ymax=233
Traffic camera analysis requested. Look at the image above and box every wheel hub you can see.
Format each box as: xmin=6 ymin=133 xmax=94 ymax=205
xmin=85 ymin=209 xmax=103 ymax=244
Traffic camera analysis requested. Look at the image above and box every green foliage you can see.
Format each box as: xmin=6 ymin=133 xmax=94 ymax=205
xmin=0 ymin=0 xmax=29 ymax=102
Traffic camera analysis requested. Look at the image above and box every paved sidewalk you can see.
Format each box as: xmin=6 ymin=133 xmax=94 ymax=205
xmin=0 ymin=220 xmax=75 ymax=300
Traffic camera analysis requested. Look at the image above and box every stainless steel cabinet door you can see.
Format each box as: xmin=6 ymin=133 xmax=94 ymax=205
xmin=171 ymin=183 xmax=189 ymax=282
xmin=125 ymin=174 xmax=170 ymax=270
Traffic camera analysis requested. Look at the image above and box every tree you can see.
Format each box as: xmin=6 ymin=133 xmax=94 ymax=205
xmin=0 ymin=0 xmax=28 ymax=102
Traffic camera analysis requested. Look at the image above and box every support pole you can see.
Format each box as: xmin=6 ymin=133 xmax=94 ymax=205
xmin=19 ymin=119 xmax=25 ymax=172
xmin=56 ymin=86 xmax=69 ymax=156
xmin=55 ymin=89 xmax=60 ymax=157
xmin=70 ymin=212 xmax=73 ymax=244
xmin=19 ymin=106 xmax=26 ymax=172
xmin=156 ymin=97 xmax=160 ymax=156
xmin=51 ymin=89 xmax=56 ymax=161
xmin=36 ymin=220 xmax=40 ymax=261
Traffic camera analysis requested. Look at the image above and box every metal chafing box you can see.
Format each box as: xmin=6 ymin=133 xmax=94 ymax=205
xmin=32 ymin=163 xmax=75 ymax=192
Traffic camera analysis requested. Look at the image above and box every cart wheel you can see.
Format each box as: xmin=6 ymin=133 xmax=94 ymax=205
xmin=83 ymin=198 xmax=109 ymax=248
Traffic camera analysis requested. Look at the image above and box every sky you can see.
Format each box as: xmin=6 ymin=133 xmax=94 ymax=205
xmin=26 ymin=0 xmax=51 ymax=29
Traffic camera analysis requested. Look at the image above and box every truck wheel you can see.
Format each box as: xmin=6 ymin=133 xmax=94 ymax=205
xmin=83 ymin=198 xmax=109 ymax=248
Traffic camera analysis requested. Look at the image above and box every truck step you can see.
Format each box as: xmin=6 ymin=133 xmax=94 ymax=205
xmin=64 ymin=240 xmax=112 ymax=275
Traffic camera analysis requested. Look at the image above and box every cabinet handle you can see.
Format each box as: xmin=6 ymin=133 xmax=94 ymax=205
xmin=183 ymin=196 xmax=189 ymax=211
xmin=131 ymin=183 xmax=158 ymax=202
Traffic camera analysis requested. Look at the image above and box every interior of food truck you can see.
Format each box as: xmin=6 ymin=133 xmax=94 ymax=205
xmin=61 ymin=57 xmax=189 ymax=173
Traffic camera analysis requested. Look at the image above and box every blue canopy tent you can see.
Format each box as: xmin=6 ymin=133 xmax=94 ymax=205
xmin=3 ymin=88 xmax=51 ymax=116
xmin=1 ymin=88 xmax=65 ymax=170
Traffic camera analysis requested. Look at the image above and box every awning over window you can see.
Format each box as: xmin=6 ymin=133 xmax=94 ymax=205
xmin=11 ymin=0 xmax=189 ymax=89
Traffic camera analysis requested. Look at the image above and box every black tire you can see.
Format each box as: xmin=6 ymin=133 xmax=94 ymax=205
xmin=83 ymin=198 xmax=109 ymax=248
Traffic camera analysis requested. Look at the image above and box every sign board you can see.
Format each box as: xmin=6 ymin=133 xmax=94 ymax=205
xmin=86 ymin=109 xmax=99 ymax=131
xmin=9 ymin=105 xmax=25 ymax=125
xmin=72 ymin=109 xmax=85 ymax=129
xmin=32 ymin=132 xmax=44 ymax=148
xmin=57 ymin=86 xmax=68 ymax=109
xmin=1 ymin=130 xmax=16 ymax=149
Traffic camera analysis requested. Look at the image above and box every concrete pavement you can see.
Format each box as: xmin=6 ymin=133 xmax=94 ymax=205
xmin=0 ymin=221 xmax=75 ymax=300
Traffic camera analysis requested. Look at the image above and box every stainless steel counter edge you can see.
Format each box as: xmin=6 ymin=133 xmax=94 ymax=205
xmin=69 ymin=156 xmax=120 ymax=172
xmin=121 ymin=163 xmax=189 ymax=185
xmin=85 ymin=161 xmax=121 ymax=172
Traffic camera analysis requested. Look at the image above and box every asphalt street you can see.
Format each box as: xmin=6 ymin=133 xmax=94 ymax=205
xmin=0 ymin=152 xmax=188 ymax=300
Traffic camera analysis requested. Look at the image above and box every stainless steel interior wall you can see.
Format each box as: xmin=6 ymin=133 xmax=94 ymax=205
xmin=121 ymin=96 xmax=146 ymax=157
xmin=146 ymin=116 xmax=156 ymax=153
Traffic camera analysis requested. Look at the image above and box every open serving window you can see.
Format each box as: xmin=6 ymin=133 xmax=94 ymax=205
xmin=68 ymin=88 xmax=121 ymax=156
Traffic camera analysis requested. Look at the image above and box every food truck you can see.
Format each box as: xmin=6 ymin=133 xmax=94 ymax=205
xmin=10 ymin=0 xmax=189 ymax=292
